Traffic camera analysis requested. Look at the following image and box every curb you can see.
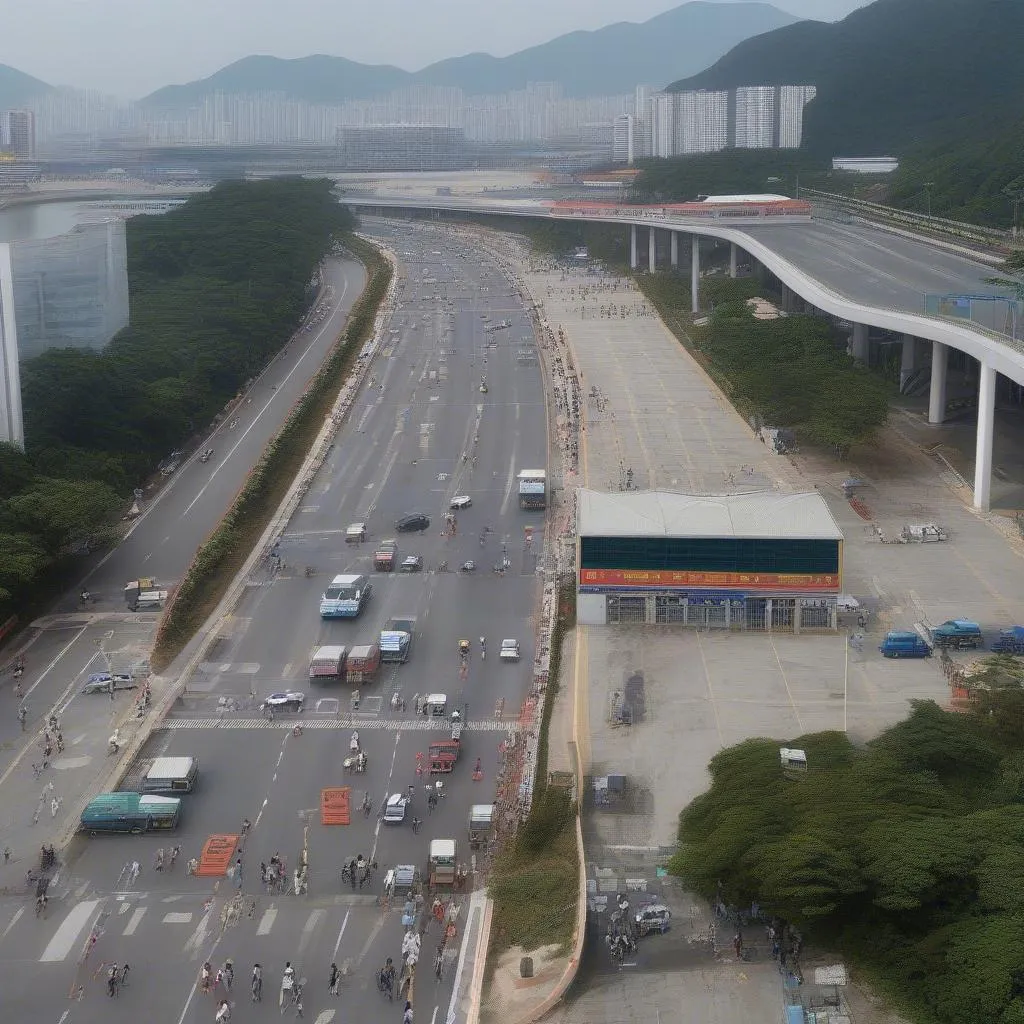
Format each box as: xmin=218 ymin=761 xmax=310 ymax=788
xmin=55 ymin=240 xmax=399 ymax=852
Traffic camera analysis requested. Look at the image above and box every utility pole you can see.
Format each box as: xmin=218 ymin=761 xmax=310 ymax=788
xmin=1003 ymin=185 xmax=1024 ymax=240
xmin=923 ymin=181 xmax=935 ymax=217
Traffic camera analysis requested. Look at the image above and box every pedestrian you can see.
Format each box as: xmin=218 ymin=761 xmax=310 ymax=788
xmin=349 ymin=859 xmax=356 ymax=891
xmin=733 ymin=932 xmax=743 ymax=959
xmin=50 ymin=796 xmax=61 ymax=818
xmin=2 ymin=846 xmax=9 ymax=864
xmin=121 ymin=963 xmax=130 ymax=987
xmin=403 ymin=999 xmax=414 ymax=1024
xmin=329 ymin=961 xmax=339 ymax=996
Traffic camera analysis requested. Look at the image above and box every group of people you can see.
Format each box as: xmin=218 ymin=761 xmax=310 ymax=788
xmin=261 ymin=854 xmax=289 ymax=892
xmin=106 ymin=962 xmax=130 ymax=997
xmin=341 ymin=854 xmax=376 ymax=890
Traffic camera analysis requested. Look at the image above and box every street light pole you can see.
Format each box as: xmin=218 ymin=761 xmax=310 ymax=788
xmin=923 ymin=181 xmax=935 ymax=217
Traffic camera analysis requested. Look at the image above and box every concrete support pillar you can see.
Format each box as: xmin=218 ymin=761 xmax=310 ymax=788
xmin=973 ymin=362 xmax=996 ymax=512
xmin=691 ymin=235 xmax=700 ymax=314
xmin=629 ymin=225 xmax=638 ymax=270
xmin=670 ymin=231 xmax=678 ymax=267
xmin=851 ymin=322 xmax=869 ymax=362
xmin=781 ymin=285 xmax=793 ymax=313
xmin=900 ymin=334 xmax=916 ymax=390
xmin=928 ymin=341 xmax=948 ymax=424
xmin=648 ymin=228 xmax=656 ymax=274
xmin=729 ymin=242 xmax=738 ymax=279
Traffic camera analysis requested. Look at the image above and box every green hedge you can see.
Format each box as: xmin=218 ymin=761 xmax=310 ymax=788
xmin=151 ymin=237 xmax=391 ymax=671
xmin=488 ymin=582 xmax=580 ymax=956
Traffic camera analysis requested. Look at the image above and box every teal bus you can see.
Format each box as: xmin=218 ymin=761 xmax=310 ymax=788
xmin=80 ymin=793 xmax=182 ymax=835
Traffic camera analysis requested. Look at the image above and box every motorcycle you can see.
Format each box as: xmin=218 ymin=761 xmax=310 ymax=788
xmin=199 ymin=449 xmax=214 ymax=463
xmin=343 ymin=752 xmax=368 ymax=774
xmin=460 ymin=561 xmax=476 ymax=574
xmin=107 ymin=729 xmax=121 ymax=756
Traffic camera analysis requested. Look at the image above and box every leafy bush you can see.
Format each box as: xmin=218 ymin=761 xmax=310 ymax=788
xmin=671 ymin=700 xmax=1024 ymax=1024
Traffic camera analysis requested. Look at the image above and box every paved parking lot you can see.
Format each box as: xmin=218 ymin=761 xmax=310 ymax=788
xmin=469 ymin=231 xmax=1024 ymax=1024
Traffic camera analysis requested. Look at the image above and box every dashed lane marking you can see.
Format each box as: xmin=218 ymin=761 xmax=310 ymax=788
xmin=162 ymin=718 xmax=508 ymax=731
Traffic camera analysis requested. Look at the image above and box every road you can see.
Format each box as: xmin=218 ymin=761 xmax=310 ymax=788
xmin=0 ymin=221 xmax=549 ymax=1024
xmin=741 ymin=219 xmax=1016 ymax=318
xmin=0 ymin=256 xmax=366 ymax=861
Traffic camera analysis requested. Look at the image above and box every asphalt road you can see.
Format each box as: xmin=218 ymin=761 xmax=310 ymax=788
xmin=740 ymin=220 xmax=1017 ymax=315
xmin=0 ymin=257 xmax=366 ymax=864
xmin=1 ymin=221 xmax=549 ymax=1024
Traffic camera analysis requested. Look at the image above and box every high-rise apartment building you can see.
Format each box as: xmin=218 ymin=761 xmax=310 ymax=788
xmin=678 ymin=90 xmax=731 ymax=154
xmin=777 ymin=85 xmax=817 ymax=148
xmin=733 ymin=86 xmax=777 ymax=149
xmin=612 ymin=115 xmax=636 ymax=165
xmin=651 ymin=93 xmax=676 ymax=158
xmin=0 ymin=110 xmax=36 ymax=158
xmin=0 ymin=220 xmax=128 ymax=445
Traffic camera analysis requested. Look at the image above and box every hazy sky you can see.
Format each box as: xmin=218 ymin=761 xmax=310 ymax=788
xmin=2 ymin=0 xmax=870 ymax=98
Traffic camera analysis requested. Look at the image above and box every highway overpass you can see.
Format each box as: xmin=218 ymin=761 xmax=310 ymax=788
xmin=344 ymin=192 xmax=1024 ymax=512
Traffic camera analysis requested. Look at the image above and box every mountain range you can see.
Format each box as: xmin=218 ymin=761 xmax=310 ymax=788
xmin=0 ymin=2 xmax=798 ymax=110
xmin=668 ymin=0 xmax=1024 ymax=158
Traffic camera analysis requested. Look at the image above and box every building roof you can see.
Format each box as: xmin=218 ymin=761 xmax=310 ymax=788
xmin=577 ymin=489 xmax=843 ymax=541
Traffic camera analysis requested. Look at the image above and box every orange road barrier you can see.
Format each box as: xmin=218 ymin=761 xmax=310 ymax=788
xmin=321 ymin=787 xmax=351 ymax=825
xmin=196 ymin=834 xmax=240 ymax=877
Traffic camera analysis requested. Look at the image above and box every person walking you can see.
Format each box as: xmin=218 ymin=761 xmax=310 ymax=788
xmin=328 ymin=961 xmax=339 ymax=996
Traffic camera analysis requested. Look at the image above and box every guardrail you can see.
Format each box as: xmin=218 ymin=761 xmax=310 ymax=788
xmin=803 ymin=188 xmax=1016 ymax=255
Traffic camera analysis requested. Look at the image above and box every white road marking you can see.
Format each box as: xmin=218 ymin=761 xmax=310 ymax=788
xmin=123 ymin=907 xmax=147 ymax=935
xmin=174 ymin=908 xmax=228 ymax=1024
xmin=3 ymin=907 xmax=24 ymax=937
xmin=256 ymin=906 xmax=278 ymax=936
xmin=22 ymin=625 xmax=89 ymax=705
xmin=180 ymin=286 xmax=354 ymax=518
xmin=298 ymin=909 xmax=325 ymax=955
xmin=314 ymin=1011 xmax=336 ymax=1024
xmin=39 ymin=900 xmax=100 ymax=963
xmin=331 ymin=910 xmax=350 ymax=959
xmin=162 ymin=912 xmax=193 ymax=924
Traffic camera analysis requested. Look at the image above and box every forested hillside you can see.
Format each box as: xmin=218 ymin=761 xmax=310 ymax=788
xmin=0 ymin=178 xmax=354 ymax=623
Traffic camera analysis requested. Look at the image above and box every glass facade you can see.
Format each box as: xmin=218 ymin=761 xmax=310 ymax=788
xmin=10 ymin=219 xmax=129 ymax=360
xmin=580 ymin=535 xmax=841 ymax=575
xmin=0 ymin=218 xmax=129 ymax=443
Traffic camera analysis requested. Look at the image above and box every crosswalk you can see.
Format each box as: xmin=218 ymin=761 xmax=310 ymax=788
xmin=9 ymin=894 xmax=381 ymax=964
xmin=164 ymin=717 xmax=510 ymax=731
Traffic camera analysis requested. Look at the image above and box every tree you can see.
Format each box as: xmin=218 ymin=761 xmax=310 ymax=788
xmin=0 ymin=532 xmax=49 ymax=603
xmin=6 ymin=478 xmax=120 ymax=555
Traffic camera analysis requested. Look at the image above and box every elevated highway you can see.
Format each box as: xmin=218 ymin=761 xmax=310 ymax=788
xmin=344 ymin=192 xmax=1024 ymax=511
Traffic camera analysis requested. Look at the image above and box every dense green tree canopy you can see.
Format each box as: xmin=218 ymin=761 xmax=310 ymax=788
xmin=672 ymin=698 xmax=1024 ymax=1024
xmin=0 ymin=178 xmax=354 ymax=623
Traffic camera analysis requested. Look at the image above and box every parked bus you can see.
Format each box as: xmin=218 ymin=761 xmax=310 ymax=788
xmin=81 ymin=793 xmax=182 ymax=835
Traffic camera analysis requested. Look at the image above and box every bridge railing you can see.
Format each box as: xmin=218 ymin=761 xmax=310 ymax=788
xmin=803 ymin=188 xmax=1015 ymax=255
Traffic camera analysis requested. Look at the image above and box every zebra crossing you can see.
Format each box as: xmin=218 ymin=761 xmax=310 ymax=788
xmin=13 ymin=894 xmax=379 ymax=964
xmin=163 ymin=717 xmax=510 ymax=731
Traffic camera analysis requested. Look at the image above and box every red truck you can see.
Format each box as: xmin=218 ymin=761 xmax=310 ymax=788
xmin=345 ymin=643 xmax=381 ymax=685
xmin=374 ymin=540 xmax=398 ymax=572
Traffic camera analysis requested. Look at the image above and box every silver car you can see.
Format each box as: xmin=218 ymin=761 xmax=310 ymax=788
xmin=382 ymin=794 xmax=408 ymax=824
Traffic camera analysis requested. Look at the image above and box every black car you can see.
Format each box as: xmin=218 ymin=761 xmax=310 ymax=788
xmin=396 ymin=514 xmax=430 ymax=533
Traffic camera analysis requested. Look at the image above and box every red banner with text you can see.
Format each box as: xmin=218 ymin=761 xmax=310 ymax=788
xmin=578 ymin=568 xmax=839 ymax=591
